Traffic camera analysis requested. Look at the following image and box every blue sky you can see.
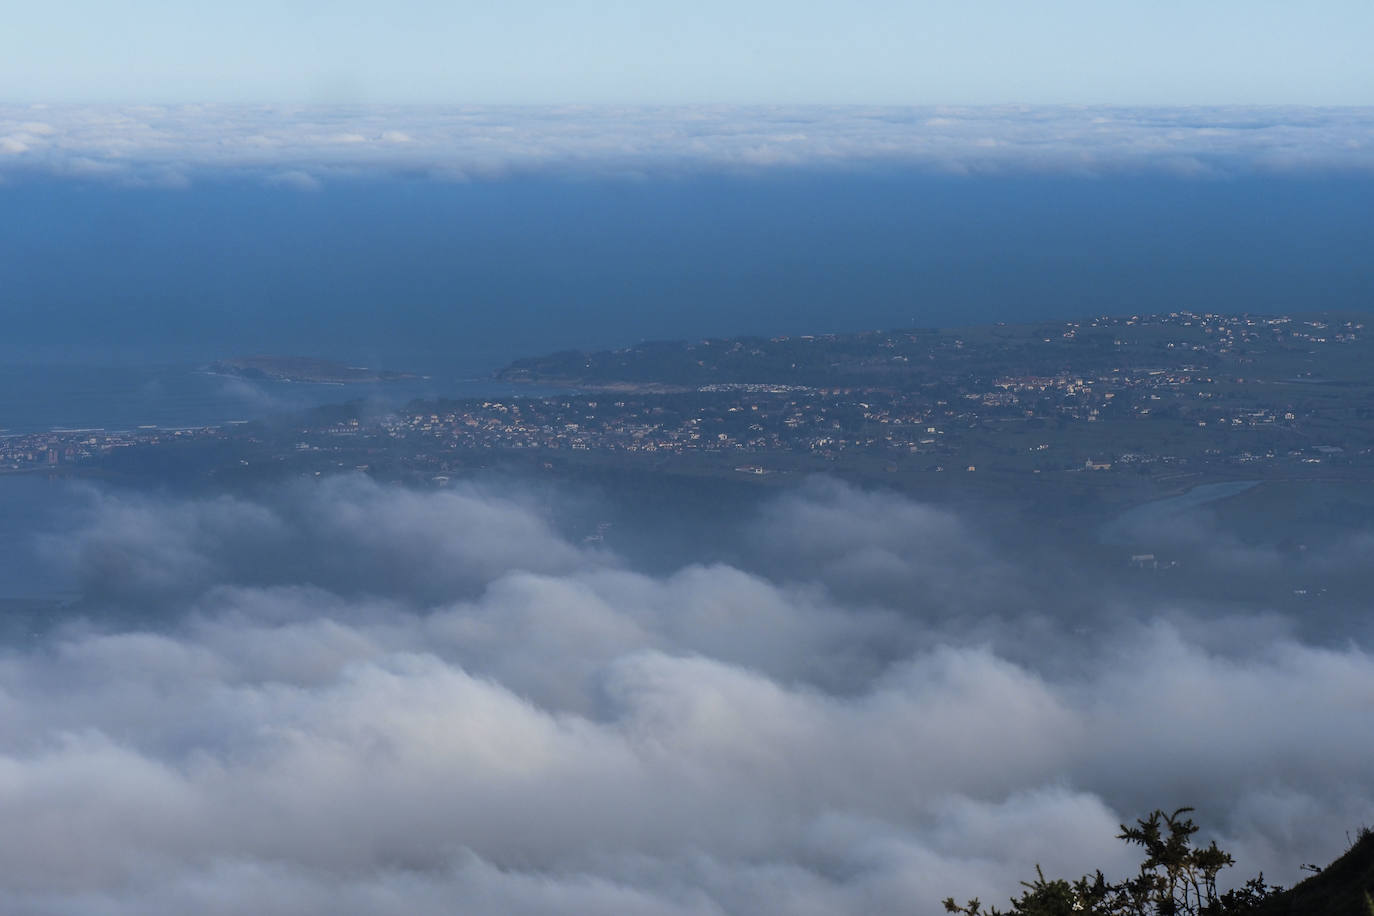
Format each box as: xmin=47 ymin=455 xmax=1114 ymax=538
xmin=3 ymin=0 xmax=1371 ymax=105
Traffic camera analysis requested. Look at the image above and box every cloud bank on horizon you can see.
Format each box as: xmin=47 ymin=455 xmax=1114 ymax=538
xmin=3 ymin=474 xmax=1374 ymax=915
xmin=1 ymin=104 xmax=1372 ymax=187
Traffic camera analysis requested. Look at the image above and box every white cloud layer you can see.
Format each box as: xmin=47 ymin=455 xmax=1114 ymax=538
xmin=1 ymin=104 xmax=1372 ymax=187
xmin=3 ymin=475 xmax=1372 ymax=914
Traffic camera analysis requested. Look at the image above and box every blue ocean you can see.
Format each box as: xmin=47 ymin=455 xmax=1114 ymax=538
xmin=5 ymin=172 xmax=1371 ymax=370
xmin=4 ymin=171 xmax=1371 ymax=434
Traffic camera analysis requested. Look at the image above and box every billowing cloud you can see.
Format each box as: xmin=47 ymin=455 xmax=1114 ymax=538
xmin=5 ymin=475 xmax=1373 ymax=914
xmin=1 ymin=104 xmax=1371 ymax=187
xmin=42 ymin=476 xmax=594 ymax=606
xmin=746 ymin=476 xmax=1011 ymax=610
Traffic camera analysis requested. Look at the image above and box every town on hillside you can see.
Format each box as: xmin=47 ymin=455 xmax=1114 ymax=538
xmin=7 ymin=310 xmax=1372 ymax=497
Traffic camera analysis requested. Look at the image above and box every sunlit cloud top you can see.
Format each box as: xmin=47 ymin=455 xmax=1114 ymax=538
xmin=2 ymin=104 xmax=1372 ymax=188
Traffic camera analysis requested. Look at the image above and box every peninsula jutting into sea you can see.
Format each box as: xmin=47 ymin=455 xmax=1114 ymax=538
xmin=207 ymin=356 xmax=418 ymax=384
xmin=9 ymin=309 xmax=1370 ymax=495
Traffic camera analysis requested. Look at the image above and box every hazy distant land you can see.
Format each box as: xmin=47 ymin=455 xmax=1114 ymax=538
xmin=208 ymin=356 xmax=417 ymax=384
xmin=17 ymin=310 xmax=1374 ymax=502
xmin=7 ymin=308 xmax=1374 ymax=911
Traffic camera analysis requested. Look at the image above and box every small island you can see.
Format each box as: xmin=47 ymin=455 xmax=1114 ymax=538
xmin=207 ymin=356 xmax=416 ymax=384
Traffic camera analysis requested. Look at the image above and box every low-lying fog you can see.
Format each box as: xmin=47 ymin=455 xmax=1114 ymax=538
xmin=2 ymin=472 xmax=1371 ymax=915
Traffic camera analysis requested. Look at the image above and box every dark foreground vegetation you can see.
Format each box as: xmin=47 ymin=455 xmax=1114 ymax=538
xmin=944 ymin=808 xmax=1374 ymax=916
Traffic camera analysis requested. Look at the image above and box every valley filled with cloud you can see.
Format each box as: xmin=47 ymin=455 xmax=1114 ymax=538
xmin=3 ymin=474 xmax=1371 ymax=915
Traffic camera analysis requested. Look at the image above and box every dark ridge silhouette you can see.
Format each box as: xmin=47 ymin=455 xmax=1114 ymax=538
xmin=1256 ymin=829 xmax=1374 ymax=916
xmin=945 ymin=809 xmax=1374 ymax=915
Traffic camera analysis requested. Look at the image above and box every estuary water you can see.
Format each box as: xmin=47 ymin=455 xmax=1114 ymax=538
xmin=1099 ymin=479 xmax=1262 ymax=546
